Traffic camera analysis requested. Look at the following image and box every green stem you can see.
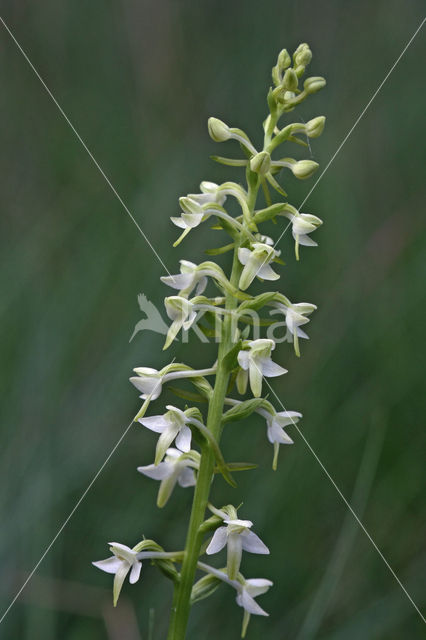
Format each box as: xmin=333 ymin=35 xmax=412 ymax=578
xmin=167 ymin=123 xmax=267 ymax=640
xmin=167 ymin=247 xmax=242 ymax=639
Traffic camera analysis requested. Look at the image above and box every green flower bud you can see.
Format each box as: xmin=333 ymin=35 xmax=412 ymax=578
xmin=304 ymin=76 xmax=326 ymax=94
xmin=305 ymin=116 xmax=326 ymax=138
xmin=277 ymin=48 xmax=291 ymax=71
xmin=208 ymin=117 xmax=231 ymax=142
xmin=249 ymin=151 xmax=271 ymax=176
xmin=282 ymin=68 xmax=298 ymax=92
xmin=294 ymin=43 xmax=312 ymax=67
xmin=291 ymin=159 xmax=319 ymax=179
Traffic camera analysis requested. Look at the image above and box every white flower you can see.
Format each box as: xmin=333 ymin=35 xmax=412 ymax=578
xmin=129 ymin=365 xmax=217 ymax=402
xmin=129 ymin=367 xmax=164 ymax=400
xmin=236 ymin=578 xmax=273 ymax=637
xmin=288 ymin=212 xmax=323 ymax=260
xmin=206 ymin=512 xmax=269 ymax=580
xmin=160 ymin=259 xmax=233 ymax=299
xmin=188 ymin=181 xmax=226 ymax=206
xmin=161 ymin=260 xmax=209 ymax=297
xmin=164 ymin=296 xmax=197 ymax=349
xmin=139 ymin=405 xmax=193 ymax=465
xmin=270 ymin=301 xmax=317 ymax=356
xmin=237 ymin=339 xmax=287 ymax=397
xmin=92 ymin=542 xmax=142 ymax=606
xmin=257 ymin=407 xmax=302 ymax=469
xmin=171 ymin=196 xmax=206 ymax=232
xmin=137 ymin=448 xmax=199 ymax=507
xmin=238 ymin=242 xmax=280 ymax=290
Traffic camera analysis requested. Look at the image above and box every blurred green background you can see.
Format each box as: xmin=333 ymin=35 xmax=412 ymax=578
xmin=1 ymin=1 xmax=425 ymax=638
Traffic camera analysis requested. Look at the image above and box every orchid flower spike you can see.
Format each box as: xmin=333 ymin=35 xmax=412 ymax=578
xmin=236 ymin=578 xmax=274 ymax=637
xmin=237 ymin=339 xmax=287 ymax=397
xmin=270 ymin=301 xmax=317 ymax=356
xmin=139 ymin=405 xmax=194 ymax=465
xmin=206 ymin=505 xmax=269 ymax=579
xmin=92 ymin=542 xmax=142 ymax=606
xmin=238 ymin=242 xmax=280 ymax=290
xmin=138 ymin=448 xmax=199 ymax=507
xmin=257 ymin=407 xmax=302 ymax=469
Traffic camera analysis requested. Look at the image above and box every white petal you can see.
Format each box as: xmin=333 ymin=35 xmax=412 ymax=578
xmin=206 ymin=527 xmax=228 ymax=554
xmin=171 ymin=216 xmax=187 ymax=229
xmin=224 ymin=519 xmax=253 ymax=528
xmin=160 ymin=273 xmax=194 ymax=290
xmin=238 ymin=247 xmax=251 ymax=266
xmin=241 ymin=531 xmax=270 ymax=554
xmin=137 ymin=462 xmax=172 ymax=480
xmin=245 ymin=578 xmax=273 ymax=596
xmin=297 ymin=233 xmax=318 ymax=247
xmin=177 ymin=467 xmax=196 ymax=488
xmin=257 ymin=264 xmax=280 ymax=281
xmin=113 ymin=564 xmax=130 ymax=606
xmin=109 ymin=543 xmax=136 ymax=563
xmin=175 ymin=425 xmax=192 ymax=452
xmin=195 ymin=276 xmax=208 ymax=296
xmin=92 ymin=556 xmax=122 ymax=574
xmin=267 ymin=423 xmax=293 ymax=444
xmin=239 ymin=590 xmax=269 ymax=616
xmin=261 ymin=358 xmax=287 ymax=377
xmin=237 ymin=350 xmax=250 ymax=370
xmin=182 ymin=212 xmax=204 ymax=228
xmin=129 ymin=561 xmax=142 ymax=584
xmin=138 ymin=414 xmax=170 ymax=433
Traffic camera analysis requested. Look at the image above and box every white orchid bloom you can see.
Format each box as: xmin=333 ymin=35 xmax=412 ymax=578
xmin=129 ymin=366 xmax=164 ymax=400
xmin=160 ymin=259 xmax=235 ymax=299
xmin=139 ymin=405 xmax=193 ymax=465
xmin=238 ymin=242 xmax=280 ymax=290
xmin=270 ymin=301 xmax=317 ymax=356
xmin=92 ymin=542 xmax=142 ymax=606
xmin=237 ymin=339 xmax=287 ymax=397
xmin=288 ymin=212 xmax=323 ymax=260
xmin=257 ymin=407 xmax=301 ymax=469
xmin=161 ymin=260 xmax=209 ymax=297
xmin=138 ymin=448 xmax=199 ymax=507
xmin=188 ymin=181 xmax=227 ymax=206
xmin=164 ymin=296 xmax=197 ymax=349
xmin=206 ymin=509 xmax=269 ymax=579
xmin=236 ymin=578 xmax=273 ymax=637
xmin=171 ymin=195 xmax=242 ymax=246
xmin=130 ymin=365 xmax=217 ymax=403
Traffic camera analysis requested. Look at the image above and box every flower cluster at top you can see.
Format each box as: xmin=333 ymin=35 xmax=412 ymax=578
xmin=93 ymin=43 xmax=326 ymax=638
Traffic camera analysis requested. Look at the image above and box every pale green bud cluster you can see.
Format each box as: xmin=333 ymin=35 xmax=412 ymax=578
xmin=270 ymin=43 xmax=326 ymax=113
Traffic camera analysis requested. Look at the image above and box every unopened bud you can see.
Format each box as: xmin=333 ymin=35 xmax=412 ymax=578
xmin=277 ymin=48 xmax=291 ymax=71
xmin=291 ymin=160 xmax=319 ymax=179
xmin=304 ymin=76 xmax=326 ymax=94
xmin=305 ymin=116 xmax=326 ymax=138
xmin=294 ymin=43 xmax=312 ymax=67
xmin=282 ymin=68 xmax=298 ymax=92
xmin=208 ymin=117 xmax=231 ymax=142
xmin=250 ymin=151 xmax=271 ymax=176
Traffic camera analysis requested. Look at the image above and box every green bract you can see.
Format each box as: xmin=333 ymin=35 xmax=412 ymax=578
xmin=93 ymin=43 xmax=327 ymax=639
